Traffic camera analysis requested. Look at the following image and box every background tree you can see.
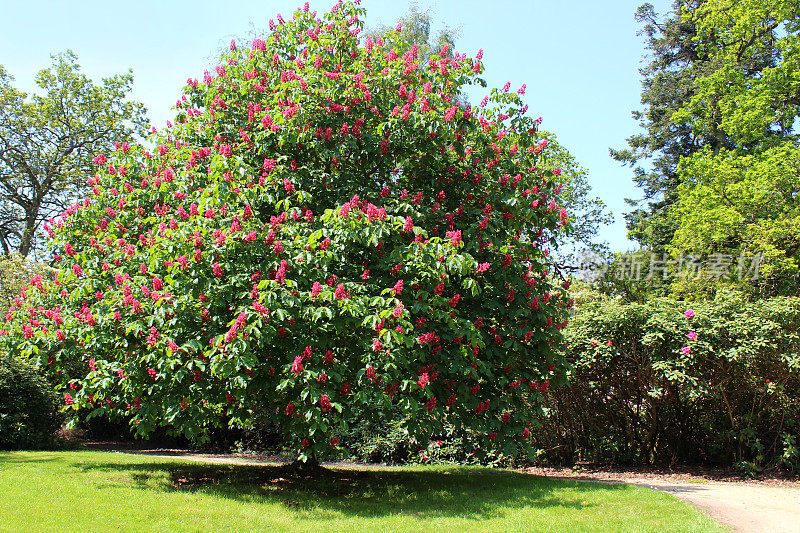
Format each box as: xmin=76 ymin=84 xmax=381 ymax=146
xmin=365 ymin=4 xmax=457 ymax=64
xmin=611 ymin=1 xmax=779 ymax=254
xmin=670 ymin=0 xmax=800 ymax=296
xmin=0 ymin=52 xmax=148 ymax=258
xmin=610 ymin=1 xmax=708 ymax=252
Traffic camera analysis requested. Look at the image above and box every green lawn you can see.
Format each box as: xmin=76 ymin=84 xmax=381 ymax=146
xmin=0 ymin=451 xmax=724 ymax=532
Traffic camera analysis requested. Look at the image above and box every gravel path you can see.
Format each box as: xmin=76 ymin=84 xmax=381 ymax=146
xmin=96 ymin=446 xmax=800 ymax=533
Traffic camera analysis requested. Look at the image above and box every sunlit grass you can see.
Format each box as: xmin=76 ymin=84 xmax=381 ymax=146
xmin=0 ymin=451 xmax=725 ymax=532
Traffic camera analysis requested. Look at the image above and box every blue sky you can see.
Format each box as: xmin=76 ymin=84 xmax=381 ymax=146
xmin=1 ymin=0 xmax=673 ymax=251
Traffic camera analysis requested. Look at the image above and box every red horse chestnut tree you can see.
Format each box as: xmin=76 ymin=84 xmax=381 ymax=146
xmin=3 ymin=0 xmax=572 ymax=462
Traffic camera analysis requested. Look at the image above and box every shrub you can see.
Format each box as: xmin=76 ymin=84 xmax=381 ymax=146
xmin=0 ymin=357 xmax=62 ymax=449
xmin=538 ymin=290 xmax=800 ymax=472
xmin=340 ymin=410 xmax=521 ymax=466
xmin=2 ymin=0 xmax=573 ymax=463
xmin=340 ymin=408 xmax=415 ymax=464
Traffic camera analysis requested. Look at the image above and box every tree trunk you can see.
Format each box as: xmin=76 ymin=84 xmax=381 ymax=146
xmin=19 ymin=212 xmax=36 ymax=258
xmin=290 ymin=452 xmax=325 ymax=475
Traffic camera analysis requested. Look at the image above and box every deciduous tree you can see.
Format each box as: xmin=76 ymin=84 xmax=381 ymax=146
xmin=3 ymin=1 xmax=572 ymax=463
xmin=671 ymin=0 xmax=800 ymax=295
xmin=0 ymin=52 xmax=148 ymax=258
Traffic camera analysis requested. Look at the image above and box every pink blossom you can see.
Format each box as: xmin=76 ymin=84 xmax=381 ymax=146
xmin=334 ymin=283 xmax=349 ymax=300
xmin=681 ymin=346 xmax=692 ymax=355
xmin=418 ymin=372 xmax=429 ymax=388
xmin=684 ymin=309 xmax=695 ymax=319
xmin=445 ymin=229 xmax=462 ymax=245
xmin=426 ymin=397 xmax=436 ymax=413
xmin=291 ymin=356 xmax=304 ymax=375
xmin=311 ymin=281 xmax=323 ymax=297
xmin=687 ymin=331 xmax=697 ymax=341
xmin=320 ymin=394 xmax=332 ymax=412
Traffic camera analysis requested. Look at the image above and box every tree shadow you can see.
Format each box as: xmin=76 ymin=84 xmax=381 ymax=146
xmin=72 ymin=459 xmax=626 ymax=521
xmin=0 ymin=452 xmax=65 ymax=464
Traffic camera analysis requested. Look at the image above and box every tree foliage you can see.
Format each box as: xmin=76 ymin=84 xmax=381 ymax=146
xmin=671 ymin=0 xmax=800 ymax=296
xmin=0 ymin=52 xmax=148 ymax=258
xmin=0 ymin=357 xmax=63 ymax=450
xmin=0 ymin=255 xmax=54 ymax=318
xmin=367 ymin=5 xmax=610 ymax=263
xmin=2 ymin=1 xmax=573 ymax=462
xmin=611 ymin=0 xmax=780 ymax=254
xmin=611 ymin=1 xmax=709 ymax=251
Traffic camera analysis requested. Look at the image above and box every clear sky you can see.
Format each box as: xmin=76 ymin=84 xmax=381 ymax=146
xmin=1 ymin=0 xmax=673 ymax=251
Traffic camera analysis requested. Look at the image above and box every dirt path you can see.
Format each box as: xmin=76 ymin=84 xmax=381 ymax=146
xmin=100 ymin=447 xmax=800 ymax=533
xmin=622 ymin=477 xmax=800 ymax=532
xmin=522 ymin=467 xmax=800 ymax=533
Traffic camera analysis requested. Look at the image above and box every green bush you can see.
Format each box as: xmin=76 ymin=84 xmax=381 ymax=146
xmin=338 ymin=407 xmax=520 ymax=466
xmin=0 ymin=358 xmax=62 ymax=449
xmin=537 ymin=290 xmax=800 ymax=473
xmin=341 ymin=411 xmax=415 ymax=464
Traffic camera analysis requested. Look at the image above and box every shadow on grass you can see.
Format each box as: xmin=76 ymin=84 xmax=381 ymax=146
xmin=0 ymin=452 xmax=65 ymax=464
xmin=71 ymin=459 xmax=627 ymax=520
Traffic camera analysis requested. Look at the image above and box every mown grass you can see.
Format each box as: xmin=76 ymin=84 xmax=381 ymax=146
xmin=0 ymin=451 xmax=725 ymax=532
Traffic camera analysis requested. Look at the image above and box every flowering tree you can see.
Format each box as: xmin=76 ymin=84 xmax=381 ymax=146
xmin=2 ymin=0 xmax=572 ymax=463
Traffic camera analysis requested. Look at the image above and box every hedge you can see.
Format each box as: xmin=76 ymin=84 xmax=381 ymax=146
xmin=537 ymin=290 xmax=800 ymax=474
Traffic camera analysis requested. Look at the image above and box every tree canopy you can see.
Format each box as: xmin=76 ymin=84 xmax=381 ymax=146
xmin=0 ymin=51 xmax=148 ymax=258
xmin=670 ymin=0 xmax=800 ymax=295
